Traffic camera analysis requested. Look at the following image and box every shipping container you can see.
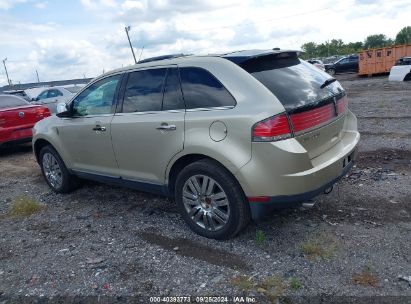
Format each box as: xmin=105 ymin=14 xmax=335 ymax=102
xmin=358 ymin=44 xmax=411 ymax=76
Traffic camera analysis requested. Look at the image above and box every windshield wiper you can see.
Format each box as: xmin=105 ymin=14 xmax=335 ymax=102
xmin=320 ymin=78 xmax=337 ymax=89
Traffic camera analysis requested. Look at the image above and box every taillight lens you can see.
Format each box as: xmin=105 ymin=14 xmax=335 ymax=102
xmin=337 ymin=96 xmax=348 ymax=115
xmin=290 ymin=103 xmax=335 ymax=133
xmin=36 ymin=107 xmax=51 ymax=119
xmin=252 ymin=113 xmax=291 ymax=142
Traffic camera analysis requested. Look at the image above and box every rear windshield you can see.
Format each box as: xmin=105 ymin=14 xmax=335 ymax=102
xmin=0 ymin=95 xmax=28 ymax=109
xmin=238 ymin=53 xmax=345 ymax=111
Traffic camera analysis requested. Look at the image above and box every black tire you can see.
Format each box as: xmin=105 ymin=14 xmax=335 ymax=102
xmin=39 ymin=145 xmax=80 ymax=193
xmin=328 ymin=68 xmax=336 ymax=76
xmin=175 ymin=159 xmax=250 ymax=240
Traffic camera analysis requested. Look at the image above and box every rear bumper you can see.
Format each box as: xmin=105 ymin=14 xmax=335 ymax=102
xmin=248 ymin=156 xmax=355 ymax=220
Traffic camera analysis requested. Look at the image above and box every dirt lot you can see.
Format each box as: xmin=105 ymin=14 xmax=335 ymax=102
xmin=0 ymin=75 xmax=410 ymax=303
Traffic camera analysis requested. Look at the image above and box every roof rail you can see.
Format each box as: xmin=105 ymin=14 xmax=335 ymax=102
xmin=138 ymin=53 xmax=188 ymax=64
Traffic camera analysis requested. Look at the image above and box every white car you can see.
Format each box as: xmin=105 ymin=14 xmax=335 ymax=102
xmin=26 ymin=87 xmax=76 ymax=114
xmin=307 ymin=59 xmax=325 ymax=71
xmin=389 ymin=57 xmax=411 ymax=82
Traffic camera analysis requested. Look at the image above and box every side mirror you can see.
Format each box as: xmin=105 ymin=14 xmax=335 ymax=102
xmin=32 ymin=97 xmax=39 ymax=102
xmin=56 ymin=102 xmax=70 ymax=117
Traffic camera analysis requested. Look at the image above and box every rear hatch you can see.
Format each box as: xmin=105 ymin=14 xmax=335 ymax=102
xmin=226 ymin=51 xmax=348 ymax=159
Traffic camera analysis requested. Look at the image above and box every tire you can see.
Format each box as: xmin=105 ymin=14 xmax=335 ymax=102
xmin=328 ymin=68 xmax=336 ymax=76
xmin=39 ymin=145 xmax=80 ymax=193
xmin=175 ymin=159 xmax=250 ymax=240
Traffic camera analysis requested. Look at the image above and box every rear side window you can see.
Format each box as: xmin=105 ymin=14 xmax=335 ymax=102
xmin=162 ymin=68 xmax=185 ymax=111
xmin=48 ymin=89 xmax=63 ymax=98
xmin=239 ymin=53 xmax=344 ymax=111
xmin=179 ymin=67 xmax=236 ymax=109
xmin=123 ymin=69 xmax=167 ymax=113
xmin=0 ymin=96 xmax=28 ymax=109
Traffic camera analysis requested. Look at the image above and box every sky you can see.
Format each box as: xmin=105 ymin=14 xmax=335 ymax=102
xmin=0 ymin=0 xmax=410 ymax=86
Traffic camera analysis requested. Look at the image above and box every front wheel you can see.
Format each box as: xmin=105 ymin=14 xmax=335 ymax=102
xmin=39 ymin=145 xmax=80 ymax=193
xmin=328 ymin=68 xmax=336 ymax=76
xmin=175 ymin=159 xmax=250 ymax=239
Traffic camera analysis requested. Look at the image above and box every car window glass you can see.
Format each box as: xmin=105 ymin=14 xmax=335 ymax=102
xmin=72 ymin=75 xmax=121 ymax=116
xmin=179 ymin=67 xmax=236 ymax=109
xmin=339 ymin=58 xmax=349 ymax=64
xmin=48 ymin=89 xmax=63 ymax=98
xmin=122 ymin=68 xmax=167 ymax=113
xmin=37 ymin=90 xmax=49 ymax=100
xmin=162 ymin=68 xmax=185 ymax=111
xmin=0 ymin=96 xmax=28 ymax=109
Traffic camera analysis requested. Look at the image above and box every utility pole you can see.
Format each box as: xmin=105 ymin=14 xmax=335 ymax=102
xmin=124 ymin=26 xmax=137 ymax=64
xmin=2 ymin=58 xmax=11 ymax=86
xmin=36 ymin=69 xmax=40 ymax=83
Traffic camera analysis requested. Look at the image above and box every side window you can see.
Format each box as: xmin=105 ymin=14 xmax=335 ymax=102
xmin=179 ymin=67 xmax=236 ymax=109
xmin=72 ymin=74 xmax=121 ymax=116
xmin=48 ymin=89 xmax=63 ymax=98
xmin=122 ymin=68 xmax=167 ymax=113
xmin=37 ymin=90 xmax=49 ymax=100
xmin=162 ymin=68 xmax=184 ymax=111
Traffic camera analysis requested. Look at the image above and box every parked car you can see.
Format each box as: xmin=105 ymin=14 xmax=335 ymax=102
xmin=307 ymin=59 xmax=325 ymax=71
xmin=33 ymin=50 xmax=360 ymax=239
xmin=0 ymin=95 xmax=51 ymax=147
xmin=388 ymin=57 xmax=411 ymax=81
xmin=2 ymin=89 xmax=32 ymax=102
xmin=325 ymin=55 xmax=359 ymax=75
xmin=26 ymin=86 xmax=75 ymax=114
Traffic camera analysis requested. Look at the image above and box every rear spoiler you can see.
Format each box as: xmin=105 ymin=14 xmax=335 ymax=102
xmin=222 ymin=49 xmax=301 ymax=65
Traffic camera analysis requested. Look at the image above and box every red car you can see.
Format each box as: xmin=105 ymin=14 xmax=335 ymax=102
xmin=0 ymin=94 xmax=51 ymax=146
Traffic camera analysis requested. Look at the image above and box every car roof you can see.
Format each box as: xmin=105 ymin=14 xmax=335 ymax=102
xmin=103 ymin=49 xmax=300 ymax=77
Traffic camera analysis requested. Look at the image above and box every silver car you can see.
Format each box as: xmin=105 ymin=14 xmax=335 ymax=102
xmin=33 ymin=50 xmax=360 ymax=239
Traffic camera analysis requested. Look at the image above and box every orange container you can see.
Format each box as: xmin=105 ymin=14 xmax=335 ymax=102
xmin=358 ymin=44 xmax=411 ymax=75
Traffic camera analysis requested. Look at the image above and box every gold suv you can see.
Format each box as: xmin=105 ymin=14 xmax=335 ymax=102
xmin=33 ymin=50 xmax=360 ymax=239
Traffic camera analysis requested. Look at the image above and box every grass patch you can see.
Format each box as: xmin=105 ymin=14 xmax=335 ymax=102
xmin=301 ymin=232 xmax=337 ymax=260
xmin=230 ymin=275 xmax=255 ymax=291
xmin=255 ymin=229 xmax=267 ymax=246
xmin=352 ymin=266 xmax=379 ymax=287
xmin=8 ymin=195 xmax=44 ymax=217
xmin=289 ymin=277 xmax=301 ymax=290
xmin=257 ymin=275 xmax=286 ymax=301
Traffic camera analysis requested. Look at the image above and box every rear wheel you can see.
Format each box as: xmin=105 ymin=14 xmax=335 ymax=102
xmin=328 ymin=68 xmax=336 ymax=76
xmin=39 ymin=145 xmax=80 ymax=193
xmin=175 ymin=159 xmax=250 ymax=239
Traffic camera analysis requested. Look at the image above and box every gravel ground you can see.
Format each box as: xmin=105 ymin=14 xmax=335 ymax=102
xmin=0 ymin=75 xmax=410 ymax=304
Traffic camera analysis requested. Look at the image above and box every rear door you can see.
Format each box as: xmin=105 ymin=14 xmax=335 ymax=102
xmin=110 ymin=67 xmax=185 ymax=184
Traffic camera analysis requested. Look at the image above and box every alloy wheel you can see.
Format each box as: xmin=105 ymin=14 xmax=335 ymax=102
xmin=182 ymin=175 xmax=230 ymax=231
xmin=42 ymin=152 xmax=63 ymax=189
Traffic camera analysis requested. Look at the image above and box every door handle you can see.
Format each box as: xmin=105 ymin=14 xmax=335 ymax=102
xmin=156 ymin=124 xmax=176 ymax=131
xmin=92 ymin=125 xmax=106 ymax=131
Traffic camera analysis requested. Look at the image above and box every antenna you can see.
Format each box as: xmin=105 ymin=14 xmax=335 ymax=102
xmin=138 ymin=46 xmax=145 ymax=62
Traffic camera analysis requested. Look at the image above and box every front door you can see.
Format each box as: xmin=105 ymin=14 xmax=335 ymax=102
xmin=111 ymin=67 xmax=185 ymax=184
xmin=58 ymin=74 xmax=122 ymax=176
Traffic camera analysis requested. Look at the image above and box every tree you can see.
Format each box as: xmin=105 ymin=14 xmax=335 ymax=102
xmin=363 ymin=34 xmax=391 ymax=49
xmin=395 ymin=26 xmax=411 ymax=45
xmin=301 ymin=42 xmax=317 ymax=59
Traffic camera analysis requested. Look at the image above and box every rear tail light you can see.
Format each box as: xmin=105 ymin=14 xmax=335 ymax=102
xmin=290 ymin=103 xmax=335 ymax=133
xmin=36 ymin=107 xmax=51 ymax=119
xmin=336 ymin=96 xmax=348 ymax=115
xmin=252 ymin=96 xmax=348 ymax=142
xmin=252 ymin=113 xmax=291 ymax=142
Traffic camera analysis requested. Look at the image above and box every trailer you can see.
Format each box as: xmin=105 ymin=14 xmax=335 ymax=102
xmin=358 ymin=44 xmax=411 ymax=76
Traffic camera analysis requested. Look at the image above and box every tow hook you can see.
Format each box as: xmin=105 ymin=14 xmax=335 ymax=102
xmin=323 ymin=186 xmax=333 ymax=195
